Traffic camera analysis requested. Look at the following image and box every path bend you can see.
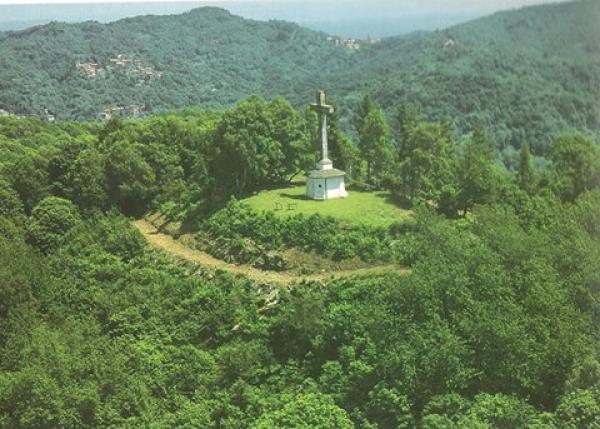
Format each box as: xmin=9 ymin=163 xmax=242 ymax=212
xmin=133 ymin=220 xmax=407 ymax=285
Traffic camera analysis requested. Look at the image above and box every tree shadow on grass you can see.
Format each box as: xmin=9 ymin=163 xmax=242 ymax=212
xmin=279 ymin=192 xmax=311 ymax=201
xmin=374 ymin=191 xmax=413 ymax=210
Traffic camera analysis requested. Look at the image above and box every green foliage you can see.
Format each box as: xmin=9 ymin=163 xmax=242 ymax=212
xmin=3 ymin=151 xmax=50 ymax=213
xmin=251 ymin=392 xmax=353 ymax=429
xmin=62 ymin=212 xmax=146 ymax=262
xmin=0 ymin=235 xmax=41 ymax=323
xmin=201 ymin=201 xmax=397 ymax=263
xmin=105 ymin=140 xmax=156 ymax=216
xmin=26 ymin=196 xmax=81 ymax=253
xmin=518 ymin=143 xmax=536 ymax=194
xmin=556 ymin=389 xmax=600 ymax=429
xmin=396 ymin=120 xmax=455 ymax=204
xmin=64 ymin=150 xmax=109 ymax=211
xmin=0 ymin=180 xmax=598 ymax=428
xmin=358 ymin=105 xmax=396 ymax=187
xmin=1 ymin=1 xmax=598 ymax=152
xmin=454 ymin=128 xmax=500 ymax=214
xmin=0 ymin=76 xmax=598 ymax=429
xmin=0 ymin=180 xmax=25 ymax=225
xmin=212 ymin=96 xmax=310 ymax=198
xmin=548 ymin=133 xmax=600 ymax=202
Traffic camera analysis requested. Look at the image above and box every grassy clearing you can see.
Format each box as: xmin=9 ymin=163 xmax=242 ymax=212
xmin=243 ymin=185 xmax=412 ymax=228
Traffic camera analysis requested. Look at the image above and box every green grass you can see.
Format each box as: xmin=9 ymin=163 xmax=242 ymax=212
xmin=243 ymin=185 xmax=412 ymax=228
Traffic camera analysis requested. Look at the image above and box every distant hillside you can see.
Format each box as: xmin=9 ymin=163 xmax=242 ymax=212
xmin=0 ymin=8 xmax=352 ymax=118
xmin=340 ymin=0 xmax=600 ymax=152
xmin=0 ymin=0 xmax=598 ymax=151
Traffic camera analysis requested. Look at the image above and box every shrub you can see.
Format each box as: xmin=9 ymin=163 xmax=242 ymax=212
xmin=200 ymin=201 xmax=397 ymax=263
xmin=26 ymin=197 xmax=81 ymax=253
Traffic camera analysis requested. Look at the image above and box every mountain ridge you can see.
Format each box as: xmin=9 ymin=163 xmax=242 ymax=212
xmin=0 ymin=0 xmax=598 ymax=151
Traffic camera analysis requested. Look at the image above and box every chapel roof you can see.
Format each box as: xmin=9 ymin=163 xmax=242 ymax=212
xmin=308 ymin=168 xmax=346 ymax=179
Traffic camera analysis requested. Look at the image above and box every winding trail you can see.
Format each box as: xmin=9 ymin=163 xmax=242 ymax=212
xmin=133 ymin=220 xmax=407 ymax=285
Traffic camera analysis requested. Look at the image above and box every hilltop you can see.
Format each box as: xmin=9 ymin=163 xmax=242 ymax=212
xmin=1 ymin=80 xmax=600 ymax=428
xmin=243 ymin=186 xmax=411 ymax=228
xmin=0 ymin=0 xmax=598 ymax=150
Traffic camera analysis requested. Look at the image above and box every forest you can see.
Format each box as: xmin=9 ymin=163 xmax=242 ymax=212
xmin=0 ymin=0 xmax=599 ymax=153
xmin=1 ymin=89 xmax=599 ymax=427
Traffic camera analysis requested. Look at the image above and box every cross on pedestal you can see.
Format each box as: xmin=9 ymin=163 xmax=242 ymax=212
xmin=305 ymin=90 xmax=348 ymax=200
xmin=310 ymin=90 xmax=334 ymax=170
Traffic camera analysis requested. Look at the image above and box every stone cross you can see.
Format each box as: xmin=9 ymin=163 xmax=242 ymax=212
xmin=310 ymin=90 xmax=334 ymax=166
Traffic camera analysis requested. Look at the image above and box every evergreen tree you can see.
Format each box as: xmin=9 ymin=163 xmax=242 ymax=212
xmin=324 ymin=103 xmax=361 ymax=180
xmin=397 ymin=121 xmax=455 ymax=203
xmin=358 ymin=108 xmax=395 ymax=187
xmin=395 ymin=103 xmax=422 ymax=159
xmin=456 ymin=128 xmax=498 ymax=214
xmin=354 ymin=94 xmax=376 ymax=135
xmin=517 ymin=143 xmax=536 ymax=194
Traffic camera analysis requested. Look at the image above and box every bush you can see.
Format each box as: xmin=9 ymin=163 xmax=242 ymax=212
xmin=0 ymin=180 xmax=25 ymax=224
xmin=26 ymin=197 xmax=81 ymax=253
xmin=200 ymin=201 xmax=397 ymax=263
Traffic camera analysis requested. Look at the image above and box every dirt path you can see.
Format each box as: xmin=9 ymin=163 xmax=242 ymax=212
xmin=133 ymin=220 xmax=406 ymax=285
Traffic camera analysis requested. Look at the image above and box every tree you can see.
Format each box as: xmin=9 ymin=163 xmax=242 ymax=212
xmin=395 ymin=103 xmax=421 ymax=159
xmin=26 ymin=196 xmax=81 ymax=253
xmin=64 ymin=150 xmax=108 ymax=211
xmin=4 ymin=152 xmax=50 ymax=213
xmin=105 ymin=140 xmax=156 ymax=216
xmin=268 ymin=97 xmax=312 ymax=181
xmin=455 ymin=128 xmax=498 ymax=214
xmin=0 ymin=180 xmax=25 ymax=225
xmin=212 ymin=96 xmax=308 ymax=198
xmin=354 ymin=94 xmax=376 ymax=135
xmin=517 ymin=143 xmax=536 ymax=194
xmin=0 ymin=236 xmax=40 ymax=321
xmin=251 ymin=392 xmax=353 ymax=429
xmin=397 ymin=121 xmax=455 ymax=203
xmin=358 ymin=108 xmax=395 ymax=187
xmin=549 ymin=134 xmax=600 ymax=202
xmin=556 ymin=389 xmax=600 ymax=429
xmin=456 ymin=394 xmax=538 ymax=429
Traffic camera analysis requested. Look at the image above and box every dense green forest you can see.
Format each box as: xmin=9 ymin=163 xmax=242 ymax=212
xmin=0 ymin=0 xmax=599 ymax=152
xmin=1 ymin=89 xmax=600 ymax=427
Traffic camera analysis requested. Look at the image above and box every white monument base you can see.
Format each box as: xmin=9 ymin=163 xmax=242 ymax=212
xmin=306 ymin=91 xmax=348 ymax=201
xmin=306 ymin=168 xmax=348 ymax=201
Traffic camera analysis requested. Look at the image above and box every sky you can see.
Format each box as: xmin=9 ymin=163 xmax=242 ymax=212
xmin=0 ymin=0 xmax=562 ymax=37
xmin=0 ymin=0 xmax=557 ymax=10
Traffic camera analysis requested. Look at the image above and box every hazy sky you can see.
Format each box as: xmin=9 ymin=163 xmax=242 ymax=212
xmin=0 ymin=0 xmax=559 ymax=12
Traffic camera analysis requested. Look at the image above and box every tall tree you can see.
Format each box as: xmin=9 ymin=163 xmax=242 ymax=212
xmin=268 ymin=97 xmax=312 ymax=181
xmin=64 ymin=150 xmax=109 ymax=212
xmin=212 ymin=96 xmax=309 ymax=198
xmin=4 ymin=151 xmax=50 ymax=214
xmin=395 ymin=103 xmax=422 ymax=159
xmin=358 ymin=108 xmax=395 ymax=187
xmin=549 ymin=134 xmax=600 ymax=202
xmin=105 ymin=141 xmax=156 ymax=216
xmin=456 ymin=128 xmax=498 ymax=214
xmin=398 ymin=121 xmax=455 ymax=203
xmin=517 ymin=143 xmax=536 ymax=194
xmin=354 ymin=94 xmax=376 ymax=135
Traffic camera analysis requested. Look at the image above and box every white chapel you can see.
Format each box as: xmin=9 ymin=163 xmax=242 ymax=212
xmin=306 ymin=91 xmax=348 ymax=200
